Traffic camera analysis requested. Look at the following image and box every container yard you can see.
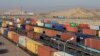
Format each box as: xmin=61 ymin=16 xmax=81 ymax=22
xmin=0 ymin=0 xmax=100 ymax=56
xmin=0 ymin=17 xmax=100 ymax=56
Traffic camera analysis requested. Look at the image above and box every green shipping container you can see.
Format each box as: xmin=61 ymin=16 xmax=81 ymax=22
xmin=70 ymin=23 xmax=78 ymax=27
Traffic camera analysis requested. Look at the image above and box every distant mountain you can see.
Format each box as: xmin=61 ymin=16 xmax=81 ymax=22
xmin=49 ymin=8 xmax=99 ymax=18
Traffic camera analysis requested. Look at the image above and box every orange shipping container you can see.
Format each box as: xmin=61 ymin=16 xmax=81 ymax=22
xmin=8 ymin=31 xmax=15 ymax=40
xmin=27 ymin=31 xmax=34 ymax=39
xmin=66 ymin=26 xmax=78 ymax=33
xmin=61 ymin=33 xmax=76 ymax=42
xmin=38 ymin=46 xmax=56 ymax=56
xmin=27 ymin=31 xmax=40 ymax=39
xmin=79 ymin=24 xmax=89 ymax=29
xmin=19 ymin=17 xmax=25 ymax=24
xmin=33 ymin=33 xmax=40 ymax=39
xmin=85 ymin=38 xmax=100 ymax=50
xmin=82 ymin=29 xmax=97 ymax=35
xmin=44 ymin=29 xmax=57 ymax=37
xmin=12 ymin=33 xmax=19 ymax=43
xmin=25 ymin=25 xmax=33 ymax=31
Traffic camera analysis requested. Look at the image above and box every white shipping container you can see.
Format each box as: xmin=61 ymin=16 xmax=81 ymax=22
xmin=26 ymin=21 xmax=30 ymax=24
xmin=54 ymin=51 xmax=73 ymax=56
xmin=37 ymin=22 xmax=44 ymax=26
xmin=90 ymin=26 xmax=99 ymax=30
xmin=18 ymin=36 xmax=27 ymax=47
xmin=8 ymin=22 xmax=13 ymax=25
xmin=17 ymin=24 xmax=21 ymax=28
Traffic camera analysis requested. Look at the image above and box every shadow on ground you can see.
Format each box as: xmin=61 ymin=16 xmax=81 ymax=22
xmin=0 ymin=49 xmax=8 ymax=54
xmin=0 ymin=42 xmax=4 ymax=45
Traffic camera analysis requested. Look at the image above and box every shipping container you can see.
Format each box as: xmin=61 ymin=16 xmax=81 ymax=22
xmin=18 ymin=36 xmax=27 ymax=47
xmin=44 ymin=23 xmax=53 ymax=28
xmin=17 ymin=24 xmax=21 ymax=28
xmin=44 ymin=29 xmax=57 ymax=37
xmin=20 ymin=24 xmax=25 ymax=29
xmin=27 ymin=31 xmax=34 ymax=39
xmin=2 ymin=22 xmax=8 ymax=27
xmin=3 ymin=28 xmax=9 ymax=36
xmin=70 ymin=23 xmax=78 ymax=27
xmin=33 ymin=33 xmax=40 ymax=39
xmin=51 ymin=20 xmax=58 ymax=24
xmin=66 ymin=26 xmax=78 ymax=33
xmin=34 ymin=27 xmax=43 ymax=33
xmin=38 ymin=46 xmax=56 ymax=56
xmin=8 ymin=21 xmax=13 ymax=26
xmin=57 ymin=16 xmax=65 ymax=19
xmin=75 ymin=33 xmax=89 ymax=41
xmin=53 ymin=51 xmax=73 ymax=56
xmin=27 ymin=31 xmax=40 ymax=40
xmin=0 ymin=28 xmax=6 ymax=35
xmin=53 ymin=24 xmax=64 ymax=31
xmin=8 ymin=25 xmax=15 ymax=31
xmin=82 ymin=29 xmax=97 ymax=35
xmin=12 ymin=33 xmax=19 ymax=43
xmin=19 ymin=17 xmax=25 ymax=24
xmin=25 ymin=25 xmax=33 ymax=31
xmin=25 ymin=19 xmax=30 ymax=24
xmin=78 ymin=24 xmax=89 ymax=29
xmin=8 ymin=31 xmax=15 ymax=40
xmin=30 ymin=19 xmax=37 ymax=25
xmin=98 ymin=31 xmax=100 ymax=37
xmin=43 ymin=19 xmax=51 ymax=23
xmin=37 ymin=22 xmax=44 ymax=26
xmin=60 ymin=33 xmax=76 ymax=42
xmin=90 ymin=25 xmax=100 ymax=30
xmin=36 ymin=20 xmax=44 ymax=26
xmin=26 ymin=38 xmax=43 ymax=54
xmin=85 ymin=38 xmax=100 ymax=50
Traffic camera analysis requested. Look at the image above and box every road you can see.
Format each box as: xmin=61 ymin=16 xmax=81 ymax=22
xmin=0 ymin=35 xmax=31 ymax=56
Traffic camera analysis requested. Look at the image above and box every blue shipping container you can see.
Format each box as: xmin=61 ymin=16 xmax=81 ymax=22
xmin=51 ymin=20 xmax=58 ymax=24
xmin=44 ymin=23 xmax=53 ymax=28
xmin=75 ymin=33 xmax=88 ymax=39
xmin=53 ymin=24 xmax=64 ymax=31
xmin=3 ymin=28 xmax=9 ymax=37
xmin=20 ymin=24 xmax=25 ymax=29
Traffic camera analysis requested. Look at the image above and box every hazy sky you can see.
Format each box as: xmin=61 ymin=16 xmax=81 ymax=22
xmin=0 ymin=0 xmax=100 ymax=12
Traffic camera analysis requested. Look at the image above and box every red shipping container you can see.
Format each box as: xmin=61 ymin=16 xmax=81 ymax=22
xmin=30 ymin=19 xmax=37 ymax=25
xmin=8 ymin=26 xmax=15 ymax=31
xmin=27 ymin=31 xmax=33 ymax=38
xmin=44 ymin=29 xmax=57 ymax=37
xmin=82 ymin=29 xmax=97 ymax=35
xmin=43 ymin=19 xmax=51 ymax=23
xmin=27 ymin=31 xmax=40 ymax=39
xmin=64 ymin=22 xmax=69 ymax=26
xmin=25 ymin=25 xmax=33 ymax=31
xmin=33 ymin=32 xmax=40 ymax=39
xmin=79 ymin=24 xmax=89 ymax=29
xmin=60 ymin=33 xmax=76 ymax=42
xmin=38 ymin=46 xmax=56 ymax=56
xmin=85 ymin=38 xmax=100 ymax=50
xmin=66 ymin=26 xmax=78 ymax=33
xmin=12 ymin=33 xmax=19 ymax=43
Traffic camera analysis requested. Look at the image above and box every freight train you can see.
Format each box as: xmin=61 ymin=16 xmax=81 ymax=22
xmin=0 ymin=17 xmax=100 ymax=56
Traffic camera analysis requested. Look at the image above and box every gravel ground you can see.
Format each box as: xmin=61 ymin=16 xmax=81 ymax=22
xmin=0 ymin=36 xmax=31 ymax=56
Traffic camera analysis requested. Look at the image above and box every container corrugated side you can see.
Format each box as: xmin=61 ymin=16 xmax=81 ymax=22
xmin=44 ymin=23 xmax=52 ymax=28
xmin=26 ymin=38 xmax=43 ymax=54
xmin=34 ymin=27 xmax=43 ymax=33
xmin=18 ymin=36 xmax=27 ymax=47
xmin=90 ymin=25 xmax=99 ymax=30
